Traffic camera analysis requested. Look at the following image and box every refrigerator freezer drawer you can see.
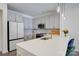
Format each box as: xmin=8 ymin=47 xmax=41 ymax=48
xmin=9 ymin=39 xmax=24 ymax=51
xmin=9 ymin=40 xmax=17 ymax=51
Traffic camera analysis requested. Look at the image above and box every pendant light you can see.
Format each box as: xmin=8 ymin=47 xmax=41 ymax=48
xmin=62 ymin=3 xmax=66 ymax=20
xmin=57 ymin=3 xmax=60 ymax=13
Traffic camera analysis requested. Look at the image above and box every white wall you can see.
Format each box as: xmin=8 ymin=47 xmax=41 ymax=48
xmin=60 ymin=4 xmax=79 ymax=51
xmin=0 ymin=10 xmax=2 ymax=51
xmin=0 ymin=3 xmax=7 ymax=53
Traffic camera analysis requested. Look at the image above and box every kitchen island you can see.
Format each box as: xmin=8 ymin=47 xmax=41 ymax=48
xmin=16 ymin=36 xmax=70 ymax=56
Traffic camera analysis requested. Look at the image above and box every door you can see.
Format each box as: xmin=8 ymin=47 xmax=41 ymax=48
xmin=17 ymin=23 xmax=24 ymax=39
xmin=9 ymin=22 xmax=17 ymax=40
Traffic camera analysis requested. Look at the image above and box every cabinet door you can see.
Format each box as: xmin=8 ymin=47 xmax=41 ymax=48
xmin=49 ymin=16 xmax=55 ymax=28
xmin=54 ymin=16 xmax=60 ymax=28
xmin=23 ymin=17 xmax=33 ymax=29
xmin=7 ymin=10 xmax=16 ymax=21
xmin=17 ymin=23 xmax=24 ymax=38
xmin=16 ymin=14 xmax=23 ymax=22
xmin=24 ymin=30 xmax=32 ymax=41
xmin=45 ymin=16 xmax=50 ymax=28
xmin=9 ymin=22 xmax=17 ymax=40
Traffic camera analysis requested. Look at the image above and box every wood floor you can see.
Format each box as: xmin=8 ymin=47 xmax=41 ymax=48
xmin=0 ymin=50 xmax=16 ymax=56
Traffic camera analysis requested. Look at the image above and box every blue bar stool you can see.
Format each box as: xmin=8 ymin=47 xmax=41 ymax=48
xmin=66 ymin=38 xmax=75 ymax=56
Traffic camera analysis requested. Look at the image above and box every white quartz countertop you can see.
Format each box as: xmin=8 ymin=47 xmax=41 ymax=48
xmin=16 ymin=36 xmax=70 ymax=56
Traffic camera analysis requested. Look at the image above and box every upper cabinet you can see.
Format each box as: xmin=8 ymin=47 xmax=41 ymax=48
xmin=54 ymin=15 xmax=60 ymax=28
xmin=33 ymin=13 xmax=60 ymax=29
xmin=23 ymin=17 xmax=33 ymax=29
xmin=45 ymin=16 xmax=55 ymax=29
xmin=7 ymin=10 xmax=16 ymax=21
xmin=7 ymin=10 xmax=23 ymax=22
xmin=45 ymin=16 xmax=51 ymax=29
xmin=16 ymin=13 xmax=23 ymax=22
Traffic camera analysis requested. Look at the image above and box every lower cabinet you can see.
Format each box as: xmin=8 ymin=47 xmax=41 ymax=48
xmin=17 ymin=46 xmax=35 ymax=56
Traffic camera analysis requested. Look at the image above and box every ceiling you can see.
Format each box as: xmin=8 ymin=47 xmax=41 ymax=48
xmin=7 ymin=3 xmax=58 ymax=17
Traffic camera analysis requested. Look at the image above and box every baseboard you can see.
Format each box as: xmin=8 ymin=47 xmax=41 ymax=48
xmin=2 ymin=50 xmax=8 ymax=54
